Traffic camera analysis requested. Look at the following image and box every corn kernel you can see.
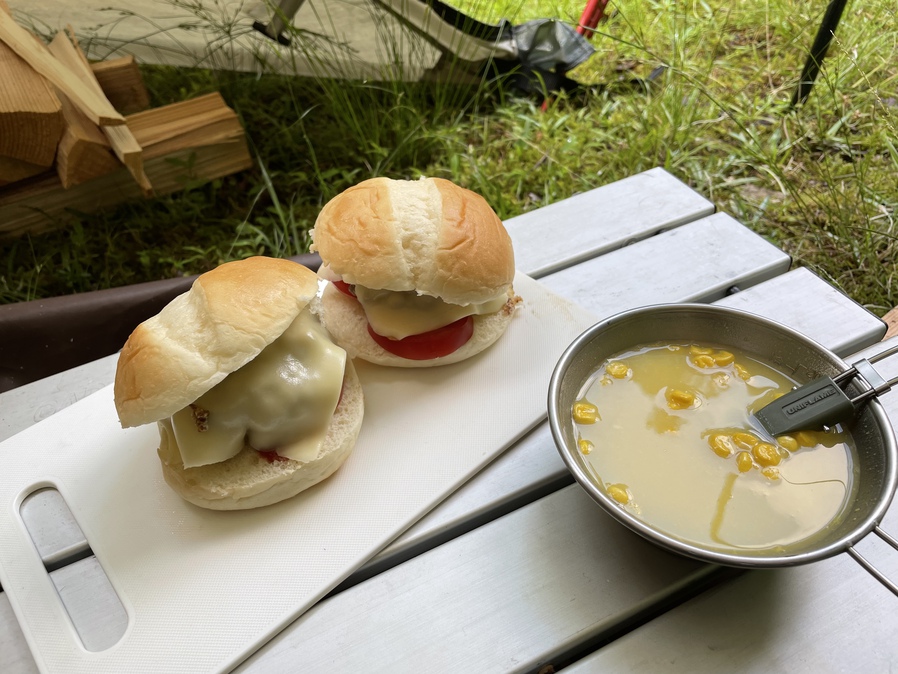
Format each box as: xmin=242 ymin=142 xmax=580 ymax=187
xmin=691 ymin=354 xmax=717 ymax=368
xmin=776 ymin=435 xmax=799 ymax=452
xmin=578 ymin=438 xmax=594 ymax=455
xmin=708 ymin=433 xmax=735 ymax=458
xmin=606 ymin=361 xmax=630 ymax=379
xmin=752 ymin=442 xmax=781 ymax=467
xmin=712 ymin=372 xmax=730 ymax=388
xmin=573 ymin=401 xmax=600 ymax=424
xmin=734 ymin=363 xmax=751 ymax=380
xmin=736 ymin=451 xmax=754 ymax=472
xmin=665 ymin=388 xmax=696 ymax=410
xmin=690 ymin=345 xmax=714 ymax=356
xmin=761 ymin=467 xmax=781 ymax=481
xmin=713 ymin=350 xmax=735 ymax=366
xmin=732 ymin=432 xmax=759 ymax=450
xmin=607 ymin=484 xmax=630 ymax=505
xmin=794 ymin=431 xmax=817 ymax=448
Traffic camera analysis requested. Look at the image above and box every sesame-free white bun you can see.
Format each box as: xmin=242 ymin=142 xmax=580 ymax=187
xmin=113 ymin=256 xmax=364 ymax=510
xmin=313 ymin=282 xmax=520 ymax=368
xmin=310 ymin=177 xmax=515 ymax=306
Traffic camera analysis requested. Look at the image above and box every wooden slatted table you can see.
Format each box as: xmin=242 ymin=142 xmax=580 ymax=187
xmin=1 ymin=167 xmax=894 ymax=673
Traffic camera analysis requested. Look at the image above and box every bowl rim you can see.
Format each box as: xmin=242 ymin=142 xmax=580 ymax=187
xmin=547 ymin=302 xmax=898 ymax=569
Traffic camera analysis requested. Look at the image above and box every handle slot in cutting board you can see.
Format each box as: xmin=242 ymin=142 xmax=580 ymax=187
xmin=21 ymin=487 xmax=91 ymax=571
xmin=18 ymin=486 xmax=129 ymax=652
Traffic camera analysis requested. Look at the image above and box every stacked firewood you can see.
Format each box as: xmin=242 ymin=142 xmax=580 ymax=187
xmin=0 ymin=2 xmax=253 ymax=239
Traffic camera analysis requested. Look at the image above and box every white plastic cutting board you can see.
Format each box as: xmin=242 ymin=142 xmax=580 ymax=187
xmin=0 ymin=272 xmax=597 ymax=674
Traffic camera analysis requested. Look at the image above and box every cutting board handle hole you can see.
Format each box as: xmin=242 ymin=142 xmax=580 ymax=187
xmin=19 ymin=486 xmax=129 ymax=651
xmin=20 ymin=486 xmax=91 ymax=571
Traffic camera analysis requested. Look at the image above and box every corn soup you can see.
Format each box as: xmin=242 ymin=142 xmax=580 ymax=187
xmin=572 ymin=343 xmax=857 ymax=554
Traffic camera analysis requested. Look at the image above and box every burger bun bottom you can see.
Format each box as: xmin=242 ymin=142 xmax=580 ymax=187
xmin=156 ymin=360 xmax=364 ymax=510
xmin=314 ymin=283 xmax=519 ymax=368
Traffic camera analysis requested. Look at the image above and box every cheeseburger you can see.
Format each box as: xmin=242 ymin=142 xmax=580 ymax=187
xmin=311 ymin=177 xmax=521 ymax=367
xmin=113 ymin=257 xmax=364 ymax=510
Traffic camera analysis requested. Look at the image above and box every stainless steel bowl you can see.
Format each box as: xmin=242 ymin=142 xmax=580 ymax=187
xmin=548 ymin=304 xmax=898 ymax=586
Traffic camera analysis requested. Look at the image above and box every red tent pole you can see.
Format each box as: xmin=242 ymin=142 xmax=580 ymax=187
xmin=577 ymin=0 xmax=610 ymax=37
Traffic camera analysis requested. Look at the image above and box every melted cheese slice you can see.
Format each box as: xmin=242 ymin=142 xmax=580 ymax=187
xmin=170 ymin=308 xmax=347 ymax=468
xmin=353 ymin=285 xmax=508 ymax=339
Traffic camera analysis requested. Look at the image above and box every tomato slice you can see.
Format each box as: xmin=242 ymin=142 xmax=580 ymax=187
xmin=333 ymin=279 xmax=356 ymax=297
xmin=367 ymin=315 xmax=474 ymax=360
xmin=334 ymin=277 xmax=474 ymax=360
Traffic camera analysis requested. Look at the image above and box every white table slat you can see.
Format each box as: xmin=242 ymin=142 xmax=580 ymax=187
xmin=538 ymin=212 xmax=790 ymax=315
xmin=0 ymin=355 xmax=118 ymax=444
xmin=505 ymin=167 xmax=714 ymax=278
xmin=567 ymin=338 xmax=898 ymax=674
xmin=716 ymin=267 xmax=886 ymax=354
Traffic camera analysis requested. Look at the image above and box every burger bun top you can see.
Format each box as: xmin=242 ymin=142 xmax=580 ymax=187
xmin=114 ymin=257 xmax=320 ymax=428
xmin=310 ymin=177 xmax=515 ymax=306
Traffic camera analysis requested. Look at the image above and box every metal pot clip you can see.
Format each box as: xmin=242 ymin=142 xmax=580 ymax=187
xmin=755 ymin=343 xmax=898 ymax=436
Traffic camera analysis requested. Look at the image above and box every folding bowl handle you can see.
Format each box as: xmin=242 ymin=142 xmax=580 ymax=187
xmin=846 ymin=526 xmax=898 ymax=597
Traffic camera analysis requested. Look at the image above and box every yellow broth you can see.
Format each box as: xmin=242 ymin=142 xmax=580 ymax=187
xmin=572 ymin=343 xmax=857 ymax=554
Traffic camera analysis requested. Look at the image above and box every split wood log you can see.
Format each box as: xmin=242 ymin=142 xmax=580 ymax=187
xmin=0 ymin=33 xmax=63 ymax=166
xmin=0 ymin=93 xmax=254 ymax=239
xmin=125 ymin=92 xmax=244 ymax=156
xmin=0 ymin=12 xmax=125 ymax=127
xmin=0 ymin=155 xmax=45 ymax=187
xmin=47 ymin=30 xmax=152 ymax=195
xmin=0 ymin=56 xmax=146 ymax=189
xmin=54 ymin=91 xmax=120 ymax=188
xmin=90 ymin=56 xmax=150 ymax=114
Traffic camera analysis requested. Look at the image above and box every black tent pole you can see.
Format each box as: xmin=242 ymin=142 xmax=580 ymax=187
xmin=253 ymin=0 xmax=307 ymax=45
xmin=790 ymin=0 xmax=850 ymax=108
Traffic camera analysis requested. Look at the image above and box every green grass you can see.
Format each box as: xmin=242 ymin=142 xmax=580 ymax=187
xmin=1 ymin=0 xmax=896 ymax=315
